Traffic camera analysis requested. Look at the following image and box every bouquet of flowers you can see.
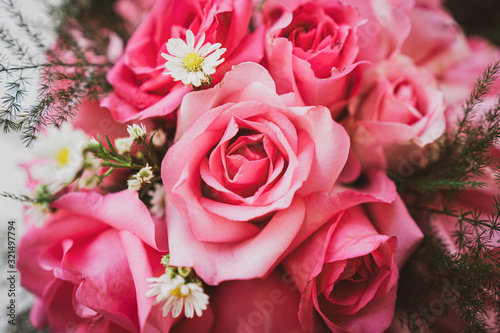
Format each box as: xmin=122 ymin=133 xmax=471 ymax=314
xmin=1 ymin=0 xmax=499 ymax=332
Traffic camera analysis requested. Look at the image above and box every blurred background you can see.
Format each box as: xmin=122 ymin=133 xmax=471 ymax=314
xmin=446 ymin=0 xmax=500 ymax=46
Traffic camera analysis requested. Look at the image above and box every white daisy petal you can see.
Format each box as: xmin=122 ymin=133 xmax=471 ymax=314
xmin=167 ymin=39 xmax=189 ymax=57
xmin=172 ymin=298 xmax=183 ymax=318
xmin=195 ymin=33 xmax=206 ymax=51
xmin=185 ymin=30 xmax=196 ymax=48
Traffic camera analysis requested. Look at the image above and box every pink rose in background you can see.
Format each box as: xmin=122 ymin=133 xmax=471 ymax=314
xmin=103 ymin=0 xmax=264 ymax=122
xmin=440 ymin=37 xmax=500 ymax=106
xmin=401 ymin=2 xmax=470 ymax=77
xmin=350 ymin=56 xmax=446 ymax=148
xmin=162 ymin=62 xmax=350 ymax=285
xmin=284 ymin=207 xmax=400 ymax=333
xmin=347 ymin=0 xmax=413 ymax=63
xmin=262 ymin=0 xmax=368 ymax=118
xmin=18 ymin=190 xmax=175 ymax=332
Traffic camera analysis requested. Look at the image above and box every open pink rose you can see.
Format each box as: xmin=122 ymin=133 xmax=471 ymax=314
xmin=162 ymin=62 xmax=351 ymax=285
xmin=17 ymin=190 xmax=182 ymax=333
xmin=284 ymin=207 xmax=400 ymax=333
xmin=103 ymin=0 xmax=263 ymax=122
xmin=350 ymin=55 xmax=446 ymax=147
xmin=262 ymin=0 xmax=368 ymax=118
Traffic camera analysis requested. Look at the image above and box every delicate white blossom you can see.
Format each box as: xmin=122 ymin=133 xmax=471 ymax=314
xmin=127 ymin=123 xmax=147 ymax=140
xmin=161 ymin=30 xmax=226 ymax=87
xmin=152 ymin=129 xmax=167 ymax=147
xmin=148 ymin=183 xmax=166 ymax=218
xmin=115 ymin=136 xmax=135 ymax=154
xmin=127 ymin=178 xmax=142 ymax=191
xmin=146 ymin=274 xmax=209 ymax=318
xmin=134 ymin=164 xmax=154 ymax=183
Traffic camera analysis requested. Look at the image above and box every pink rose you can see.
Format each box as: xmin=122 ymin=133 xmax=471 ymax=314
xmin=439 ymin=37 xmax=500 ymax=107
xmin=162 ymin=62 xmax=351 ymax=285
xmin=284 ymin=206 xmax=400 ymax=333
xmin=262 ymin=0 xmax=368 ymax=118
xmin=347 ymin=0 xmax=413 ymax=63
xmin=401 ymin=3 xmax=470 ymax=76
xmin=17 ymin=190 xmax=180 ymax=332
xmin=103 ymin=0 xmax=264 ymax=122
xmin=350 ymin=56 xmax=446 ymax=148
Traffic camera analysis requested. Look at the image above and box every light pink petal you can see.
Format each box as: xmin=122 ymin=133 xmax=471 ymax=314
xmin=53 ymin=190 xmax=168 ymax=251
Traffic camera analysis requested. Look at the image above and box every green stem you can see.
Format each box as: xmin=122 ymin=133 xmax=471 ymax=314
xmin=410 ymin=205 xmax=500 ymax=231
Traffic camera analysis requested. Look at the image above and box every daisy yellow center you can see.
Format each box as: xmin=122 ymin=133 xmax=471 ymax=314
xmin=183 ymin=52 xmax=204 ymax=71
xmin=170 ymin=285 xmax=188 ymax=298
xmin=56 ymin=147 xmax=70 ymax=166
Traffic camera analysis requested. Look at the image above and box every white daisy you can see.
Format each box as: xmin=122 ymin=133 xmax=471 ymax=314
xmin=161 ymin=30 xmax=226 ymax=87
xmin=146 ymin=274 xmax=209 ymax=318
xmin=30 ymin=123 xmax=89 ymax=192
xmin=148 ymin=183 xmax=166 ymax=218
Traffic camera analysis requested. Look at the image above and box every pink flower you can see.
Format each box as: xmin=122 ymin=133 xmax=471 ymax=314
xmin=349 ymin=0 xmax=414 ymax=63
xmin=18 ymin=190 xmax=176 ymax=332
xmin=350 ymin=56 xmax=446 ymax=148
xmin=103 ymin=0 xmax=263 ymax=122
xmin=440 ymin=37 xmax=500 ymax=107
xmin=284 ymin=207 xmax=401 ymax=333
xmin=401 ymin=2 xmax=470 ymax=76
xmin=261 ymin=0 xmax=368 ymax=118
xmin=162 ymin=62 xmax=351 ymax=285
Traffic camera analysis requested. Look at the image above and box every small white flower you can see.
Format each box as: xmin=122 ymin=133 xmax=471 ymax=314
xmin=115 ymin=136 xmax=135 ymax=154
xmin=79 ymin=174 xmax=102 ymax=189
xmin=148 ymin=183 xmax=166 ymax=218
xmin=152 ymin=129 xmax=167 ymax=147
xmin=31 ymin=123 xmax=89 ymax=192
xmin=127 ymin=178 xmax=142 ymax=191
xmin=84 ymin=153 xmax=102 ymax=172
xmin=127 ymin=123 xmax=147 ymax=140
xmin=146 ymin=274 xmax=209 ymax=318
xmin=134 ymin=164 xmax=154 ymax=183
xmin=26 ymin=203 xmax=51 ymax=227
xmin=161 ymin=30 xmax=226 ymax=87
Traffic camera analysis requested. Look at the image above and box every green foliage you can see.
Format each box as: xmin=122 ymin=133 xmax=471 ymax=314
xmin=396 ymin=63 xmax=500 ymax=332
xmin=399 ymin=61 xmax=500 ymax=194
xmin=0 ymin=0 xmax=116 ymax=146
